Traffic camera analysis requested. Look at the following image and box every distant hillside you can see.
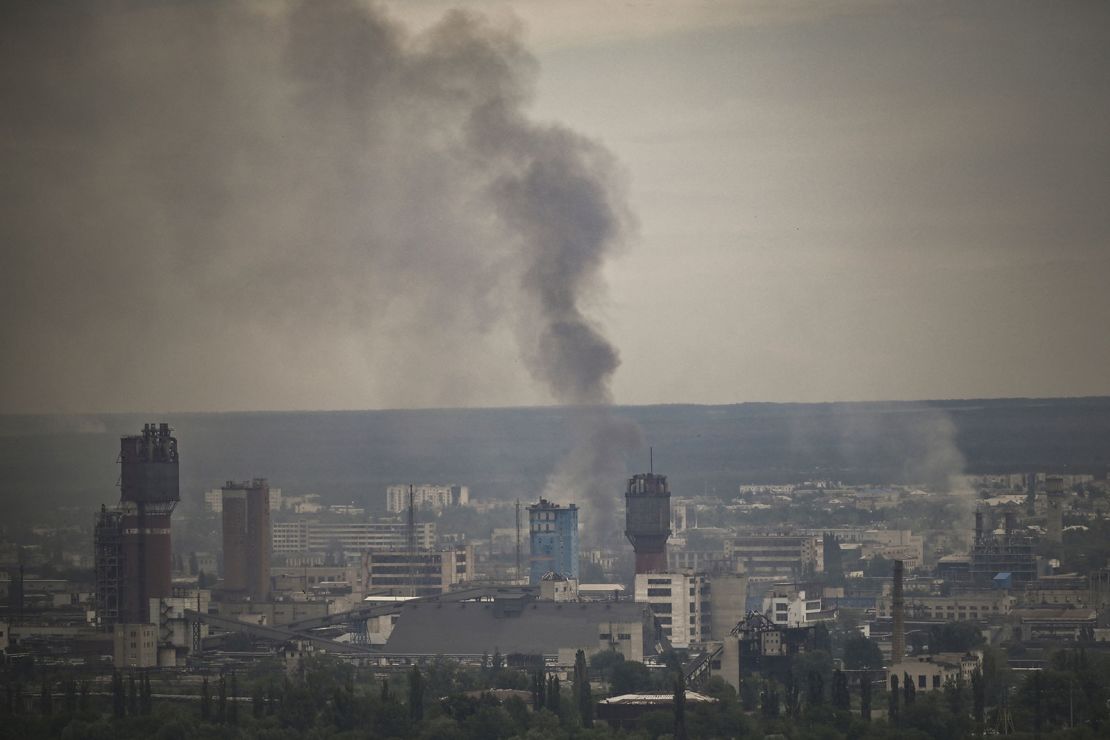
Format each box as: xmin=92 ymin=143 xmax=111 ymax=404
xmin=1 ymin=397 xmax=1108 ymax=522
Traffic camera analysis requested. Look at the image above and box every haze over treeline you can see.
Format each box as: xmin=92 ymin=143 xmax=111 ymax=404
xmin=2 ymin=398 xmax=1108 ymax=524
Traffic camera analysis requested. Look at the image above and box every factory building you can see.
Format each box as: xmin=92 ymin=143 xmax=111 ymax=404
xmin=220 ymin=479 xmax=272 ymax=601
xmin=634 ymin=572 xmax=710 ymax=649
xmin=271 ymin=521 xmax=435 ymax=554
xmin=363 ymin=545 xmax=473 ymax=597
xmin=625 ymin=473 xmax=672 ymax=574
xmin=527 ymin=499 xmax=579 ymax=584
xmin=384 ymin=595 xmax=659 ymax=663
xmin=969 ymin=509 xmax=1039 ymax=586
xmin=725 ymin=535 xmax=821 ymax=581
xmin=94 ymin=423 xmax=179 ymax=627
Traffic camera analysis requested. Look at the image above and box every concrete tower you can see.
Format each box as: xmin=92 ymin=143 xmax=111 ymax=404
xmin=118 ymin=423 xmax=180 ymax=624
xmin=625 ymin=473 xmax=671 ymax=574
xmin=220 ymin=479 xmax=272 ymax=601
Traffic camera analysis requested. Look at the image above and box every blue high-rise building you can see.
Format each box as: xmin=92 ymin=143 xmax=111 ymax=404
xmin=528 ymin=499 xmax=579 ymax=584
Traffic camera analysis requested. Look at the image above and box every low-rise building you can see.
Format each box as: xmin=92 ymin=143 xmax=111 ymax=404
xmin=875 ymin=592 xmax=1014 ymax=622
xmin=889 ymin=652 xmax=982 ymax=692
xmin=113 ymin=623 xmax=158 ymax=668
xmin=384 ymin=597 xmax=659 ymax=663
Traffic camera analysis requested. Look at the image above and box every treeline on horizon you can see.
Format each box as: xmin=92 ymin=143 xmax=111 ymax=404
xmin=1 ymin=397 xmax=1108 ymax=516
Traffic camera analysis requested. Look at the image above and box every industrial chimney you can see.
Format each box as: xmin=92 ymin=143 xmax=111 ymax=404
xmin=625 ymin=472 xmax=671 ymax=574
xmin=117 ymin=423 xmax=180 ymax=624
xmin=891 ymin=559 xmax=905 ymax=664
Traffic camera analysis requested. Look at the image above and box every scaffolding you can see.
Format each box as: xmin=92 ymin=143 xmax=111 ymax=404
xmin=94 ymin=506 xmax=123 ymax=630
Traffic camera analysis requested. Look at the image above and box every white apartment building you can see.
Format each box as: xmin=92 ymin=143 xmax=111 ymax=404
xmin=271 ymin=521 xmax=436 ymax=554
xmin=634 ymin=572 xmax=711 ymax=649
xmin=385 ymin=484 xmax=469 ymax=513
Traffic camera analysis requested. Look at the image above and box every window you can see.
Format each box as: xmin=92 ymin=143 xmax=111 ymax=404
xmin=647 ymin=588 xmax=672 ymax=598
xmin=599 ymin=633 xmax=611 ymax=640
xmin=932 ymin=675 xmax=941 ymax=689
xmin=617 ymin=633 xmax=631 ymax=640
xmin=918 ymin=675 xmax=926 ymax=689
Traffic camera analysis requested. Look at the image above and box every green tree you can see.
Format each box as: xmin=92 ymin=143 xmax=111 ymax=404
xmin=573 ymin=649 xmax=593 ymax=728
xmin=409 ymin=666 xmax=425 ymax=722
xmin=842 ymin=633 xmax=885 ymax=669
xmin=547 ymin=675 xmax=560 ymax=716
xmin=199 ymin=676 xmax=211 ymax=722
xmin=889 ymin=674 xmax=900 ymax=724
xmin=227 ymin=673 xmax=238 ymax=725
xmin=673 ymin=674 xmax=688 ymax=740
xmin=589 ymin=649 xmax=625 ymax=685
xmin=928 ymin=621 xmax=984 ymax=653
xmin=903 ymin=671 xmax=916 ymax=706
xmin=832 ymin=669 xmax=850 ymax=711
xmin=63 ymin=679 xmax=76 ymax=714
xmin=610 ymin=660 xmax=654 ymax=695
xmin=217 ymin=673 xmax=226 ymax=723
xmin=115 ymin=673 xmax=127 ymax=717
xmin=860 ymin=674 xmax=872 ymax=721
xmin=39 ymin=679 xmax=52 ymax=716
xmin=127 ymin=673 xmax=138 ymax=716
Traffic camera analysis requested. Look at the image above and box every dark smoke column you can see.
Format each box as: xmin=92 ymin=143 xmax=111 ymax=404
xmin=625 ymin=473 xmax=671 ymax=574
xmin=119 ymin=423 xmax=179 ymax=623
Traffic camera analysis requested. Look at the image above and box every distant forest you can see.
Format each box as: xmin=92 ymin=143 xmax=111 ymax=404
xmin=1 ymin=397 xmax=1108 ymax=519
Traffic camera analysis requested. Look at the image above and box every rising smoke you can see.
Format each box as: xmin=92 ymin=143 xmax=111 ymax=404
xmin=0 ymin=1 xmax=641 ymax=539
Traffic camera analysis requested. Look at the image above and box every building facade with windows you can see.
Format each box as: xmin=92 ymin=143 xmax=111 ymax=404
xmin=271 ymin=521 xmax=435 ymax=554
xmin=634 ymin=572 xmax=711 ymax=649
xmin=528 ymin=499 xmax=579 ymax=584
xmin=385 ymin=484 xmax=469 ymax=513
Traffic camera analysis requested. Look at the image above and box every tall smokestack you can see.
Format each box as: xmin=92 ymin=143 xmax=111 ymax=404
xmin=625 ymin=473 xmax=671 ymax=574
xmin=974 ymin=510 xmax=983 ymax=545
xmin=118 ymin=422 xmax=179 ymax=624
xmin=891 ymin=559 xmax=905 ymax=664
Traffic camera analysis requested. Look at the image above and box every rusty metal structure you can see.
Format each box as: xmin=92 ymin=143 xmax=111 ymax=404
xmin=95 ymin=423 xmax=180 ymax=628
xmin=625 ymin=472 xmax=672 ymax=574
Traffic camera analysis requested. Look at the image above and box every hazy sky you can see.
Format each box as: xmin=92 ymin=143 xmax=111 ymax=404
xmin=2 ymin=1 xmax=1108 ymax=413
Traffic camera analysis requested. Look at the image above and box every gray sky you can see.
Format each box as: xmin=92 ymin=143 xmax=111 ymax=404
xmin=2 ymin=1 xmax=1108 ymax=413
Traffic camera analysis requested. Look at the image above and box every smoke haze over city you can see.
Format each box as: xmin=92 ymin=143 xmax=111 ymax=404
xmin=3 ymin=1 xmax=1109 ymax=415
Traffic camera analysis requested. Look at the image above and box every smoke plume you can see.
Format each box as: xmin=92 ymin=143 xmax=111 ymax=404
xmin=0 ymin=0 xmax=640 ymax=540
xmin=0 ymin=1 xmax=629 ymax=411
